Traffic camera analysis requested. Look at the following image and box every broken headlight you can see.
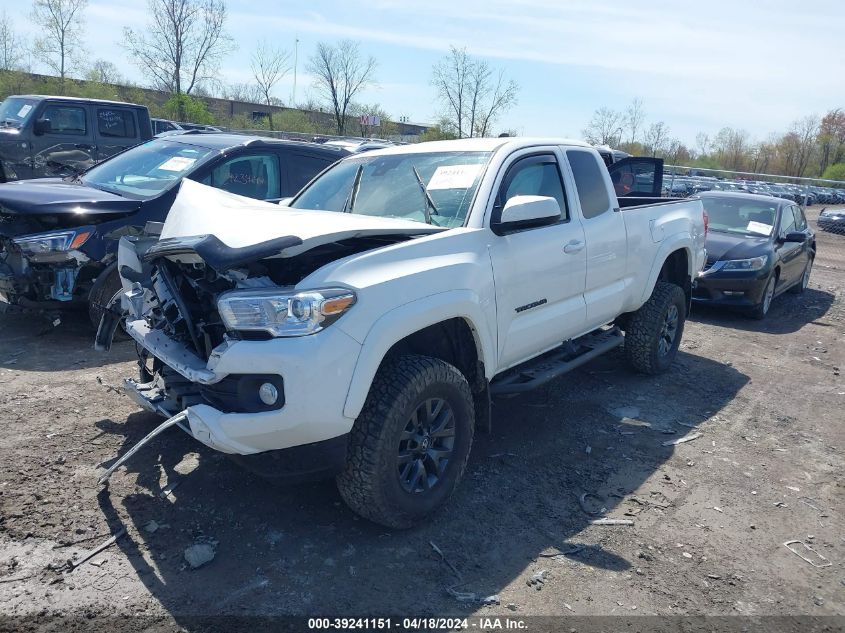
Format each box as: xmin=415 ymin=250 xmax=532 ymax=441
xmin=217 ymin=288 xmax=356 ymax=337
xmin=13 ymin=228 xmax=92 ymax=255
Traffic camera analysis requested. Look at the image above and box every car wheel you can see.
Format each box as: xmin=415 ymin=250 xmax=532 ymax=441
xmin=789 ymin=257 xmax=813 ymax=294
xmin=750 ymin=274 xmax=777 ymax=320
xmin=624 ymin=281 xmax=687 ymax=375
xmin=337 ymin=355 xmax=475 ymax=529
xmin=88 ymin=269 xmax=128 ymax=338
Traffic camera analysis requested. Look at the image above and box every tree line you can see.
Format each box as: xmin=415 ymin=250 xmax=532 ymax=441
xmin=0 ymin=0 xmax=520 ymax=139
xmin=583 ymin=100 xmax=845 ymax=183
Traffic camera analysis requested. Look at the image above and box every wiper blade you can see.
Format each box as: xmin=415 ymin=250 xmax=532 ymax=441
xmin=342 ymin=164 xmax=364 ymax=214
xmin=411 ymin=165 xmax=439 ymax=225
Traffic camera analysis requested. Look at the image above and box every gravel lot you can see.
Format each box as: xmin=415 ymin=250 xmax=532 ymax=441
xmin=0 ymin=206 xmax=843 ymax=630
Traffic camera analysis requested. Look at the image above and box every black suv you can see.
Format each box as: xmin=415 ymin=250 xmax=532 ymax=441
xmin=0 ymin=95 xmax=154 ymax=181
xmin=0 ymin=133 xmax=347 ymax=326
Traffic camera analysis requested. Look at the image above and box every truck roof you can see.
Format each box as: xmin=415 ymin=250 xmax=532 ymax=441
xmin=13 ymin=94 xmax=147 ymax=109
xmin=365 ymin=137 xmax=592 ymax=156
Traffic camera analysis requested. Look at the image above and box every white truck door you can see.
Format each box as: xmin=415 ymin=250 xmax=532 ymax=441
xmin=564 ymin=149 xmax=628 ymax=326
xmin=487 ymin=152 xmax=587 ymax=371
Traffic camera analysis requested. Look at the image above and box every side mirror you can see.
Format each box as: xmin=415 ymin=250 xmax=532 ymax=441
xmin=33 ymin=118 xmax=51 ymax=135
xmin=782 ymin=231 xmax=807 ymax=243
xmin=494 ymin=195 xmax=561 ymax=234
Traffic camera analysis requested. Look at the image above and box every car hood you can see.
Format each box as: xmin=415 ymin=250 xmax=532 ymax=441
xmin=159 ymin=179 xmax=445 ymax=259
xmin=706 ymin=230 xmax=772 ymax=262
xmin=0 ymin=179 xmax=143 ymax=215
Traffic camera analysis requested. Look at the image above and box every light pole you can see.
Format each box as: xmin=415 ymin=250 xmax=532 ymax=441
xmin=290 ymin=36 xmax=299 ymax=106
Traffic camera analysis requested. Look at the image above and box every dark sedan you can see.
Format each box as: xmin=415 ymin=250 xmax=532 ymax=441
xmin=0 ymin=134 xmax=347 ymax=326
xmin=694 ymin=192 xmax=815 ymax=319
xmin=817 ymin=208 xmax=845 ymax=234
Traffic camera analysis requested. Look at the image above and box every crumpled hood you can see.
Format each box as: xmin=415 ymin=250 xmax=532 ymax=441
xmin=160 ymin=179 xmax=444 ymax=257
xmin=0 ymin=178 xmax=142 ymax=215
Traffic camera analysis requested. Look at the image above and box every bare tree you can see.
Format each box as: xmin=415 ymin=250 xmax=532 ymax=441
xmin=307 ymin=40 xmax=376 ymax=135
xmin=224 ymin=82 xmax=262 ymax=103
xmin=123 ymin=0 xmax=233 ymax=119
xmin=30 ymin=0 xmax=87 ymax=89
xmin=694 ymin=132 xmax=711 ymax=158
xmin=582 ymin=107 xmax=624 ymax=146
xmin=86 ymin=59 xmax=122 ymax=84
xmin=624 ymin=98 xmax=645 ymax=145
xmin=250 ymin=40 xmax=290 ymax=130
xmin=0 ymin=11 xmax=27 ymax=71
xmin=643 ymin=121 xmax=669 ymax=157
xmin=432 ymin=46 xmax=518 ymax=139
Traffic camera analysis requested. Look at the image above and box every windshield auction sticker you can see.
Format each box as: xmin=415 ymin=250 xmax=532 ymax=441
xmin=746 ymin=221 xmax=773 ymax=235
xmin=427 ymin=164 xmax=482 ymax=190
xmin=17 ymin=104 xmax=32 ymax=118
xmin=158 ymin=156 xmax=197 ymax=172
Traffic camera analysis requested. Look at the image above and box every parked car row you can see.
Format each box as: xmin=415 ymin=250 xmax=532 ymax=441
xmin=662 ymin=174 xmax=845 ymax=206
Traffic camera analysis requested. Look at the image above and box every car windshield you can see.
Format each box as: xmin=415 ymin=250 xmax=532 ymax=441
xmin=702 ymin=197 xmax=778 ymax=236
xmin=0 ymin=97 xmax=39 ymax=129
xmin=291 ymin=150 xmax=492 ymax=227
xmin=81 ymin=140 xmax=215 ymax=200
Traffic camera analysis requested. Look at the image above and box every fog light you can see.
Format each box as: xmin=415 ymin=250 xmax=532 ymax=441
xmin=258 ymin=382 xmax=279 ymax=406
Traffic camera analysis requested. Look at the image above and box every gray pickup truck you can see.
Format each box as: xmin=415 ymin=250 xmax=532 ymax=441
xmin=0 ymin=95 xmax=153 ymax=181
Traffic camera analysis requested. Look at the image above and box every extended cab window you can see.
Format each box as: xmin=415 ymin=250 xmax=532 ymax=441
xmin=97 ymin=108 xmax=136 ymax=138
xmin=567 ymin=150 xmax=611 ymax=219
xmin=497 ymin=154 xmax=568 ymax=221
xmin=41 ymin=104 xmax=86 ymax=134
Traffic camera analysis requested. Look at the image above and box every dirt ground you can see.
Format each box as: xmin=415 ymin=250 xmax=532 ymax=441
xmin=0 ymin=206 xmax=843 ymax=631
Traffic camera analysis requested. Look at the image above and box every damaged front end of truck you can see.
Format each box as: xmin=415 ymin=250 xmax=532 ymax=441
xmin=96 ymin=179 xmax=441 ymax=484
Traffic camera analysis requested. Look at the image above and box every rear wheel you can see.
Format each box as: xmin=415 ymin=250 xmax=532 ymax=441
xmin=789 ymin=257 xmax=813 ymax=294
xmin=750 ymin=274 xmax=777 ymax=320
xmin=336 ymin=355 xmax=475 ymax=529
xmin=624 ymin=281 xmax=687 ymax=375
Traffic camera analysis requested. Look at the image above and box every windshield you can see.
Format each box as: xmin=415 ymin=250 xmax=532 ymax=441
xmin=702 ymin=197 xmax=778 ymax=236
xmin=0 ymin=97 xmax=39 ymax=129
xmin=291 ymin=151 xmax=492 ymax=227
xmin=81 ymin=140 xmax=215 ymax=200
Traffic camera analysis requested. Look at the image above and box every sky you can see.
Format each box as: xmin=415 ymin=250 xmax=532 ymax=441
xmin=4 ymin=0 xmax=845 ymax=145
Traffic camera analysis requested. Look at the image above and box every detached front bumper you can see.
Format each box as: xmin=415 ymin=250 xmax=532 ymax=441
xmin=0 ymin=238 xmax=88 ymax=311
xmin=124 ymin=318 xmax=362 ymax=456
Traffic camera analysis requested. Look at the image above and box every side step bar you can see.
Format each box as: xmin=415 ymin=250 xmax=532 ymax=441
xmin=490 ymin=327 xmax=624 ymax=396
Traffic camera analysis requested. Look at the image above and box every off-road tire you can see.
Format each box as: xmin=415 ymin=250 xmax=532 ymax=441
xmin=624 ymin=281 xmax=687 ymax=375
xmin=336 ymin=355 xmax=475 ymax=529
xmin=88 ymin=270 xmax=126 ymax=337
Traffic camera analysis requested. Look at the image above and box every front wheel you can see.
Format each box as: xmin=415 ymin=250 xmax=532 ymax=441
xmin=336 ymin=355 xmax=475 ymax=529
xmin=624 ymin=281 xmax=687 ymax=375
xmin=750 ymin=274 xmax=777 ymax=320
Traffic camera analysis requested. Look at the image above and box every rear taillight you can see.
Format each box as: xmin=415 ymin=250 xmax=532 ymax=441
xmin=703 ymin=210 xmax=709 ymax=238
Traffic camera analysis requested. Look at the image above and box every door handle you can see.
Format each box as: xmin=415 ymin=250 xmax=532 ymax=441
xmin=563 ymin=239 xmax=585 ymax=254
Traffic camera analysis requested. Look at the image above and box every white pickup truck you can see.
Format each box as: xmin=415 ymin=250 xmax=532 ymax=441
xmin=96 ymin=138 xmax=707 ymax=528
